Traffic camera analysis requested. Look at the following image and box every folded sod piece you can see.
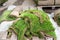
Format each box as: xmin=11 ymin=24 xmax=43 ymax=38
xmin=20 ymin=12 xmax=42 ymax=39
xmin=20 ymin=9 xmax=56 ymax=40
xmin=8 ymin=19 xmax=28 ymax=40
xmin=7 ymin=9 xmax=56 ymax=40
xmin=0 ymin=10 xmax=17 ymax=23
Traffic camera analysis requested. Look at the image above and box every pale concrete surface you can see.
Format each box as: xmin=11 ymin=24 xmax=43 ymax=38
xmin=32 ymin=37 xmax=44 ymax=40
xmin=21 ymin=0 xmax=36 ymax=11
xmin=3 ymin=0 xmax=17 ymax=6
xmin=0 ymin=31 xmax=17 ymax=40
xmin=14 ymin=0 xmax=24 ymax=5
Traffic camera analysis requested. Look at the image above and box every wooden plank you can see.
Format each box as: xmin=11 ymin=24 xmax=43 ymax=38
xmin=55 ymin=0 xmax=60 ymax=5
xmin=38 ymin=0 xmax=54 ymax=6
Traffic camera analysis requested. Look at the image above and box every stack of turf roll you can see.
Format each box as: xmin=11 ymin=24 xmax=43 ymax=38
xmin=0 ymin=8 xmax=56 ymax=40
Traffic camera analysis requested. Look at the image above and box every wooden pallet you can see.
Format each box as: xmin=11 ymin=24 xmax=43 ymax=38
xmin=38 ymin=0 xmax=60 ymax=6
xmin=37 ymin=6 xmax=60 ymax=13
